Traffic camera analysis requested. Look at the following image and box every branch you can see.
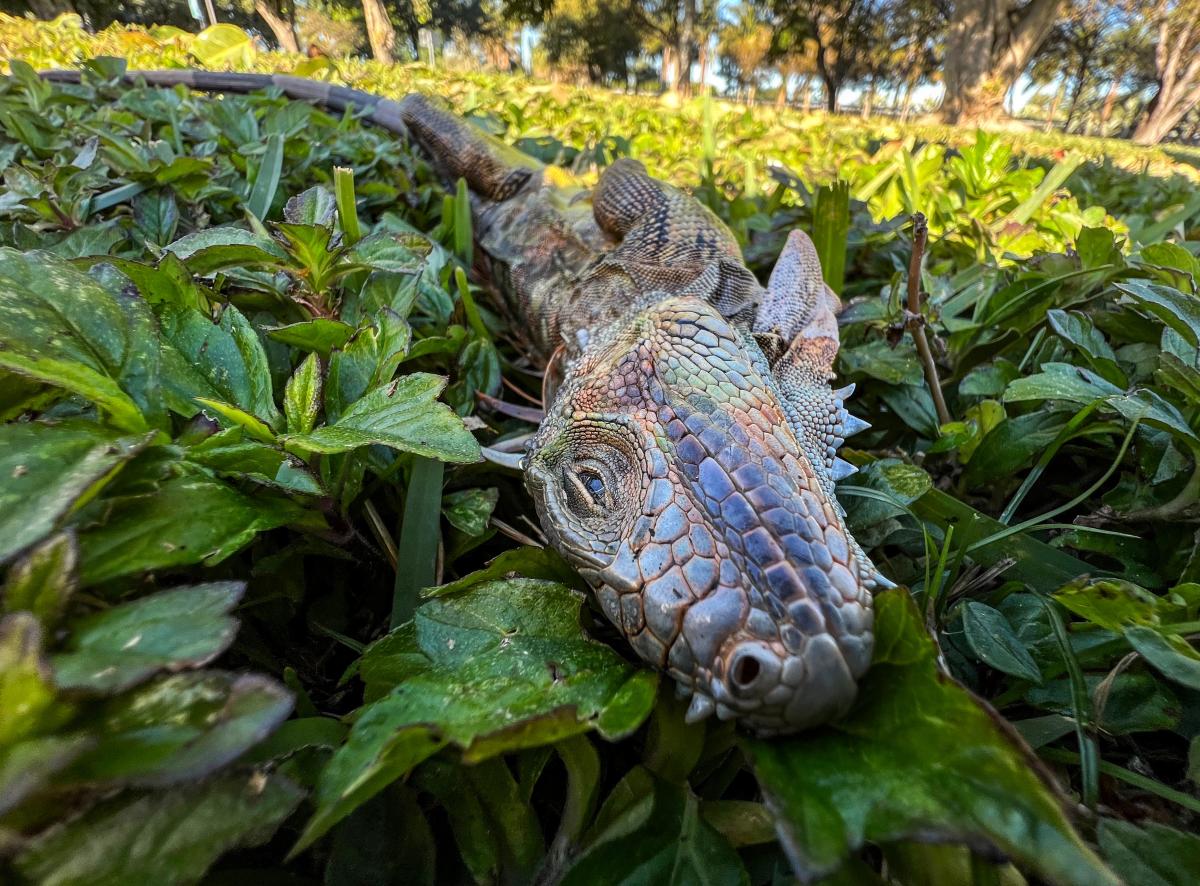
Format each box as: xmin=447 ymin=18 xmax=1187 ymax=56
xmin=905 ymin=214 xmax=951 ymax=428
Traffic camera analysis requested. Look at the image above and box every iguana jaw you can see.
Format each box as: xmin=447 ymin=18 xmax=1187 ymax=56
xmin=524 ymin=296 xmax=876 ymax=735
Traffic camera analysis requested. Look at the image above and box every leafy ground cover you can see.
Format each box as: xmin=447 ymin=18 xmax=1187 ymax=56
xmin=2 ymin=17 xmax=1200 ymax=886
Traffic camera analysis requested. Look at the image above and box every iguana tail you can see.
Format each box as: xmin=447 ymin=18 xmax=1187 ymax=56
xmin=40 ymin=69 xmax=413 ymax=132
xmin=38 ymin=69 xmax=538 ymax=201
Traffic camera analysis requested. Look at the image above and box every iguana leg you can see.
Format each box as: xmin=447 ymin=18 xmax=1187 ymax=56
xmin=589 ymin=158 xmax=761 ymax=325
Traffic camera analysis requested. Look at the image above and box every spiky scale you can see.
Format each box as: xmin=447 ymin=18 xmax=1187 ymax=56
xmin=830 ymin=458 xmax=858 ymax=480
xmin=686 ymin=693 xmax=715 ymax=723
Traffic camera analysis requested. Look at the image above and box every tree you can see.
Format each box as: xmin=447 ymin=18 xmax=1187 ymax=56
xmin=765 ymin=0 xmax=877 ymax=113
xmin=628 ymin=0 xmax=699 ymax=95
xmin=1132 ymin=0 xmax=1200 ymax=144
xmin=941 ymin=0 xmax=1063 ymax=124
xmin=254 ymin=0 xmax=300 ymax=52
xmin=361 ymin=0 xmax=397 ymax=62
xmin=718 ymin=2 xmax=772 ymax=103
xmin=542 ymin=0 xmax=643 ymax=84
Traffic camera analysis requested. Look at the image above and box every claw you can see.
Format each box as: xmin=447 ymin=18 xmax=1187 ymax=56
xmin=675 ymin=681 xmax=693 ymax=700
xmin=833 ymin=383 xmax=856 ymax=400
xmin=685 ymin=693 xmax=715 ymax=724
xmin=841 ymin=414 xmax=871 ymax=436
xmin=830 ymin=457 xmax=857 ymax=481
xmin=715 ymin=702 xmax=738 ymax=721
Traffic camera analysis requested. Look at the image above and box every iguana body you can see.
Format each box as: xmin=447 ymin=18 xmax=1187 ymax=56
xmin=41 ymin=70 xmax=889 ymax=735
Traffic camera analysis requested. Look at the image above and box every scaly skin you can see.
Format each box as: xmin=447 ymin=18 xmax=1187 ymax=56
xmin=40 ymin=70 xmax=890 ymax=734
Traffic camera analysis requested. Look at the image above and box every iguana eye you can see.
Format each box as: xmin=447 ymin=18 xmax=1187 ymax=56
xmin=582 ymin=472 xmax=605 ymax=498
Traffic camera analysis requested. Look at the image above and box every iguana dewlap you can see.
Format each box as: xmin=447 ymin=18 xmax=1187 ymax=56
xmin=41 ymin=71 xmax=890 ymax=735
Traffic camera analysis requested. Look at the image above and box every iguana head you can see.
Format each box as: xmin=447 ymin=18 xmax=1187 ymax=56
xmin=524 ymin=236 xmax=884 ymax=735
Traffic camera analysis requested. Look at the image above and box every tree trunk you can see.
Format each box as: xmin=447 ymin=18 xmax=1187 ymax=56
xmin=942 ymin=0 xmax=1063 ymax=124
xmin=254 ymin=1 xmax=300 ymax=53
xmin=1043 ymin=80 xmax=1066 ymax=132
xmin=900 ymin=78 xmax=915 ymax=122
xmin=861 ymin=75 xmax=875 ymax=119
xmin=676 ymin=0 xmax=696 ymax=97
xmin=1064 ymin=55 xmax=1088 ymax=132
xmin=661 ymin=45 xmax=676 ymax=93
xmin=1132 ymin=12 xmax=1200 ymax=145
xmin=28 ymin=0 xmax=76 ymax=18
xmin=823 ymin=75 xmax=838 ymax=112
xmin=362 ymin=0 xmax=396 ymax=64
xmin=698 ymin=41 xmax=709 ymax=91
xmin=1099 ymin=78 xmax=1120 ymax=135
xmin=1133 ymin=86 xmax=1200 ymax=144
xmin=776 ymin=76 xmax=788 ymax=109
xmin=802 ymin=76 xmax=812 ymax=113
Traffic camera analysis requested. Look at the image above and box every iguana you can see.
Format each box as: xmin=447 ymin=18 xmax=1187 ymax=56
xmin=40 ymin=70 xmax=890 ymax=735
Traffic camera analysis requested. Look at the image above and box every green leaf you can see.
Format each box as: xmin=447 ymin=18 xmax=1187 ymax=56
xmin=51 ymin=582 xmax=244 ymax=693
xmin=0 ymin=734 xmax=92 ymax=817
xmin=0 ymin=422 xmax=153 ymax=564
xmin=0 ymin=613 xmax=60 ymax=748
xmin=1053 ymin=580 xmax=1166 ymax=632
xmin=324 ymin=786 xmax=435 ymax=886
xmin=14 ymin=772 xmax=302 ymax=886
xmin=1125 ymin=627 xmax=1200 ymax=691
xmin=1025 ymin=671 xmax=1179 ymax=735
xmin=295 ymin=578 xmax=655 ymax=852
xmin=1047 ymin=309 xmax=1124 ymax=386
xmin=60 ymin=671 xmax=292 ymax=787
xmin=1116 ymin=280 xmax=1200 ymax=347
xmin=285 ymin=185 xmax=337 ymax=227
xmin=157 ymin=304 xmax=282 ymax=426
xmin=284 ymin=374 xmax=481 ymax=463
xmin=284 ymin=352 xmax=323 ymax=435
xmin=961 ymin=601 xmax=1043 ymax=683
xmin=184 ymin=430 xmax=323 ymax=495
xmin=1097 ymin=818 xmax=1200 ymax=886
xmin=323 ymin=309 xmax=412 ymax=421
xmin=743 ymin=589 xmax=1117 ymax=885
xmin=246 ymin=133 xmax=284 ymax=220
xmin=165 ymin=227 xmax=288 ymax=275
xmin=266 ymin=318 xmax=355 ymax=356
xmin=442 ymin=487 xmax=499 ymax=536
xmin=189 ymin=22 xmax=257 ymax=66
xmin=561 ymin=768 xmax=748 ymax=886
xmin=0 ymin=248 xmax=163 ymax=431
xmin=2 ymin=531 xmax=77 ymax=628
xmin=77 ymin=477 xmax=307 ymax=586
xmin=194 ymin=397 xmax=277 ymax=443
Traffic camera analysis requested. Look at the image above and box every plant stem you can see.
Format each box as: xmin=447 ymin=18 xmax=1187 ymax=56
xmin=906 ymin=213 xmax=951 ymax=427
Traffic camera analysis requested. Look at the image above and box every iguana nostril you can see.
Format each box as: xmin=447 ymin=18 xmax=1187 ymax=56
xmin=726 ymin=643 xmax=781 ymax=698
xmin=733 ymin=655 xmax=760 ymax=687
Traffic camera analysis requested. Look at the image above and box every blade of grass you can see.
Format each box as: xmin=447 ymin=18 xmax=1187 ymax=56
xmin=392 ymin=456 xmax=444 ymax=628
xmin=334 ymin=165 xmax=362 ymax=246
xmin=1001 ymin=154 xmax=1083 ymax=227
xmin=1039 ymin=747 xmax=1200 ymax=815
xmin=454 ymin=177 xmax=473 ymax=265
xmin=246 ymin=132 xmax=284 ymax=220
xmin=456 ymin=266 xmax=489 ymax=340
xmin=999 ymin=399 xmax=1108 ymax=524
xmin=1040 ymin=596 xmax=1100 ymax=810
xmin=969 ymin=418 xmax=1140 ymax=553
xmin=812 ymin=180 xmax=849 ymax=293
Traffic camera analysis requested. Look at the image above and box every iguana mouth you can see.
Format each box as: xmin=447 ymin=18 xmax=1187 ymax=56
xmin=525 ymin=296 xmax=876 ymax=735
